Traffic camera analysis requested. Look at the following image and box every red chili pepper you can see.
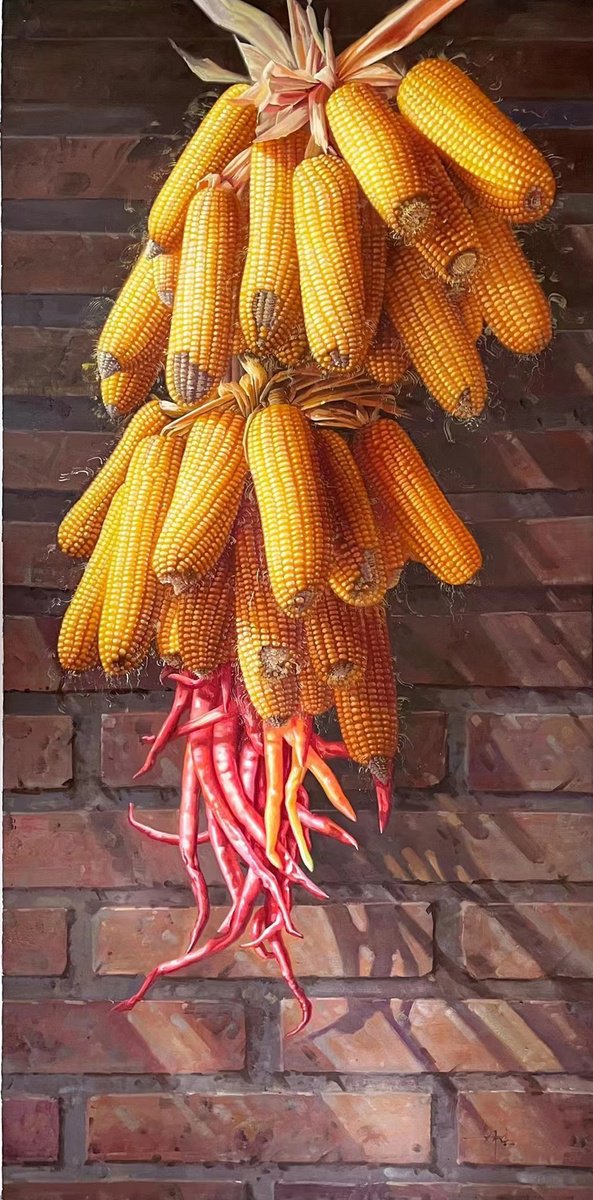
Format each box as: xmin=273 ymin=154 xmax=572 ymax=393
xmin=175 ymin=705 xmax=231 ymax=739
xmin=311 ymin=734 xmax=350 ymax=760
xmin=238 ymin=737 xmax=260 ymax=805
xmin=373 ymin=757 xmax=395 ymax=833
xmin=133 ymin=682 xmax=190 ymax=778
xmin=114 ymin=868 xmax=261 ymax=1013
xmin=296 ymin=801 xmax=359 ymax=850
xmin=179 ymin=741 xmax=210 ymax=952
xmin=235 ymin=688 xmax=264 ymax=754
xmin=263 ymin=724 xmax=284 ymax=869
xmin=127 ymin=802 xmax=178 ymax=845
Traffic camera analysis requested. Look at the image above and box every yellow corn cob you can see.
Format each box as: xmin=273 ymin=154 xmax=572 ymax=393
xmin=397 ymin=58 xmax=556 ymax=224
xmin=166 ymin=177 xmax=240 ymax=406
xmin=469 ymin=205 xmax=552 ymax=354
xmin=133 ymin=582 xmax=166 ymax=668
xmin=153 ymin=248 xmax=180 ymax=308
xmin=58 ymin=398 xmax=168 ymax=558
xmin=58 ymin=488 xmax=125 ymax=672
xmin=326 ymin=83 xmax=431 ymax=241
xmin=272 ymin=297 xmax=309 ymax=367
xmin=405 ymin=125 xmax=481 ymax=282
xmin=365 ymin=312 xmax=410 ymax=388
xmin=96 ymin=252 xmax=171 ymax=380
xmin=299 ymin=656 xmax=334 ymax=717
xmin=246 ymin=401 xmax=330 ymax=616
xmin=360 ymin=198 xmax=387 ymax=353
xmin=354 ymin=419 xmax=482 ymax=585
xmin=239 ymin=130 xmax=306 ymax=353
xmin=384 ymin=245 xmax=487 ymax=420
xmin=153 ymin=410 xmax=246 ymax=591
xmin=335 ymin=605 xmax=398 ymax=781
xmin=99 ymin=434 xmax=184 ymax=674
xmin=293 ymin=155 xmax=366 ymax=373
xmin=305 ymin=590 xmax=366 ymax=689
xmin=156 ymin=588 xmax=181 ymax=665
xmin=381 ymin=522 xmax=409 ymax=588
xmin=100 ymin=356 xmax=161 ymax=418
xmin=317 ymin=427 xmax=386 ymax=606
xmin=452 ymin=287 xmax=483 ymax=343
xmin=178 ymin=547 xmax=235 ymax=677
xmin=235 ymin=505 xmax=300 ymax=723
xmin=147 ymin=84 xmax=256 ymax=255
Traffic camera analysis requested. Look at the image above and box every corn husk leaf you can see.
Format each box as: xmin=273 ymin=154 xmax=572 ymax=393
xmin=171 ymin=41 xmax=248 ymax=82
xmin=192 ymin=0 xmax=295 ymax=66
xmin=337 ymin=0 xmax=467 ymax=76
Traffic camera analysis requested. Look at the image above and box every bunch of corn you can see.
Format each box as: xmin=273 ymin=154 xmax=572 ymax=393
xmin=91 ymin=10 xmax=554 ymax=426
xmin=56 ymin=0 xmax=558 ymax=1022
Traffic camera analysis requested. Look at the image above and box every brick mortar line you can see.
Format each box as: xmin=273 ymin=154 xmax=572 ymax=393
xmin=6 ymin=1072 xmax=593 ymax=1094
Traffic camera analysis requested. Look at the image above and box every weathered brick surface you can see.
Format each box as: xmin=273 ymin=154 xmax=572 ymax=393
xmin=3 ymin=327 xmax=96 ymax=396
xmin=3 ymin=1096 xmax=60 ymax=1164
xmin=87 ymin=1091 xmax=431 ymax=1164
xmin=4 ymin=135 xmax=178 ymax=201
xmin=4 ymin=715 xmax=73 ymax=790
xmin=4 ymin=908 xmax=69 ymax=976
xmin=461 ymin=902 xmax=593 ymax=979
xmin=4 ymin=521 xmax=81 ymax=588
xmin=4 ymin=810 xmax=217 ymax=889
xmin=477 ymin=515 xmax=593 ymax=587
xmin=276 ymin=1189 xmax=593 ymax=1199
xmin=94 ymin=902 xmax=433 ymax=978
xmin=4 ymin=432 xmax=114 ymax=493
xmin=101 ymin=709 xmax=447 ymax=789
xmin=282 ymin=998 xmax=593 ymax=1074
xmin=5 ymin=1000 xmax=245 ymax=1073
xmin=3 ymin=1188 xmax=242 ymax=1200
xmin=458 ymin=1090 xmax=593 ymax=1166
xmin=467 ymin=712 xmax=593 ymax=792
xmin=4 ymin=231 xmax=134 ymax=293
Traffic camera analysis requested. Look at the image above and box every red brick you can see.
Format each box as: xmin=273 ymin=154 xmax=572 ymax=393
xmin=4 ymin=810 xmax=217 ymax=889
xmin=4 ymin=617 xmax=62 ymax=692
xmin=467 ymin=712 xmax=593 ymax=793
xmin=4 ymin=1000 xmax=245 ymax=1074
xmin=3 ymin=327 xmax=96 ymax=396
xmin=458 ymin=1090 xmax=593 ymax=1166
xmin=4 ymin=715 xmax=73 ymax=790
xmin=4 ymin=432 xmax=115 ymax=493
xmin=3 ymin=1188 xmax=241 ymax=1200
xmin=3 ymin=909 xmax=68 ymax=976
xmin=317 ymin=811 xmax=593 ymax=885
xmin=396 ymin=612 xmax=591 ymax=688
xmin=100 ymin=710 xmax=448 ymax=790
xmin=3 ymin=1096 xmax=59 ymax=1164
xmin=4 ymin=135 xmax=177 ymax=201
xmin=4 ymin=231 xmax=133 ymax=293
xmin=282 ymin=999 xmax=593 ymax=1074
xmin=86 ymin=1091 xmax=431 ymax=1164
xmin=3 ymin=523 xmax=81 ymax=589
xmin=423 ymin=428 xmax=593 ymax=494
xmin=94 ymin=902 xmax=433 ymax=978
xmin=462 ymin=902 xmax=593 ymax=979
xmin=277 ymin=1188 xmax=593 ymax=1199
xmin=477 ymin=516 xmax=593 ymax=587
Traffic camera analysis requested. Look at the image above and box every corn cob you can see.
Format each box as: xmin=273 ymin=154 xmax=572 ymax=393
xmin=469 ymin=205 xmax=552 ymax=354
xmin=235 ymin=506 xmax=300 ymax=723
xmin=360 ymin=198 xmax=387 ymax=353
xmin=96 ymin=252 xmax=171 ymax=380
xmin=58 ymin=399 xmax=168 ymax=558
xmin=326 ymin=83 xmax=431 ymax=241
xmin=452 ymin=287 xmax=483 ymax=343
xmin=147 ymin=84 xmax=256 ymax=255
xmin=156 ymin=588 xmax=181 ymax=665
xmin=305 ymin=590 xmax=366 ymax=688
xmin=397 ymin=58 xmax=556 ymax=224
xmin=273 ymin=315 xmax=309 ymax=368
xmin=317 ymin=427 xmax=386 ymax=606
xmin=100 ymin=356 xmax=160 ymax=418
xmin=153 ymin=410 xmax=246 ymax=591
xmin=99 ymin=434 xmax=184 ymax=674
xmin=381 ymin=522 xmax=409 ymax=588
xmin=58 ymin=488 xmax=125 ymax=672
xmin=406 ymin=126 xmax=481 ymax=282
xmin=153 ymin=248 xmax=180 ymax=308
xmin=239 ymin=130 xmax=306 ymax=353
xmin=246 ymin=402 xmax=330 ymax=616
xmin=365 ymin=311 xmax=409 ymax=387
xmin=354 ymin=419 xmax=482 ymax=585
xmin=293 ymin=155 xmax=366 ymax=373
xmin=299 ymin=655 xmax=334 ymax=717
xmin=178 ymin=547 xmax=235 ymax=676
xmin=335 ymin=605 xmax=398 ymax=781
xmin=167 ymin=177 xmax=240 ymax=406
xmin=384 ymin=245 xmax=487 ymax=420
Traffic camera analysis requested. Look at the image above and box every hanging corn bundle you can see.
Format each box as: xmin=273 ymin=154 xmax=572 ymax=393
xmin=56 ymin=0 xmax=557 ymax=1031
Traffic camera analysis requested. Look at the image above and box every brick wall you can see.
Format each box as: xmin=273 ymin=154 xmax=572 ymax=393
xmin=3 ymin=0 xmax=593 ymax=1196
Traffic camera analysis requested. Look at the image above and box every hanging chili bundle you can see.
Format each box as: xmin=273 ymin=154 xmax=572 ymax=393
xmin=57 ymin=0 xmax=556 ymax=1030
